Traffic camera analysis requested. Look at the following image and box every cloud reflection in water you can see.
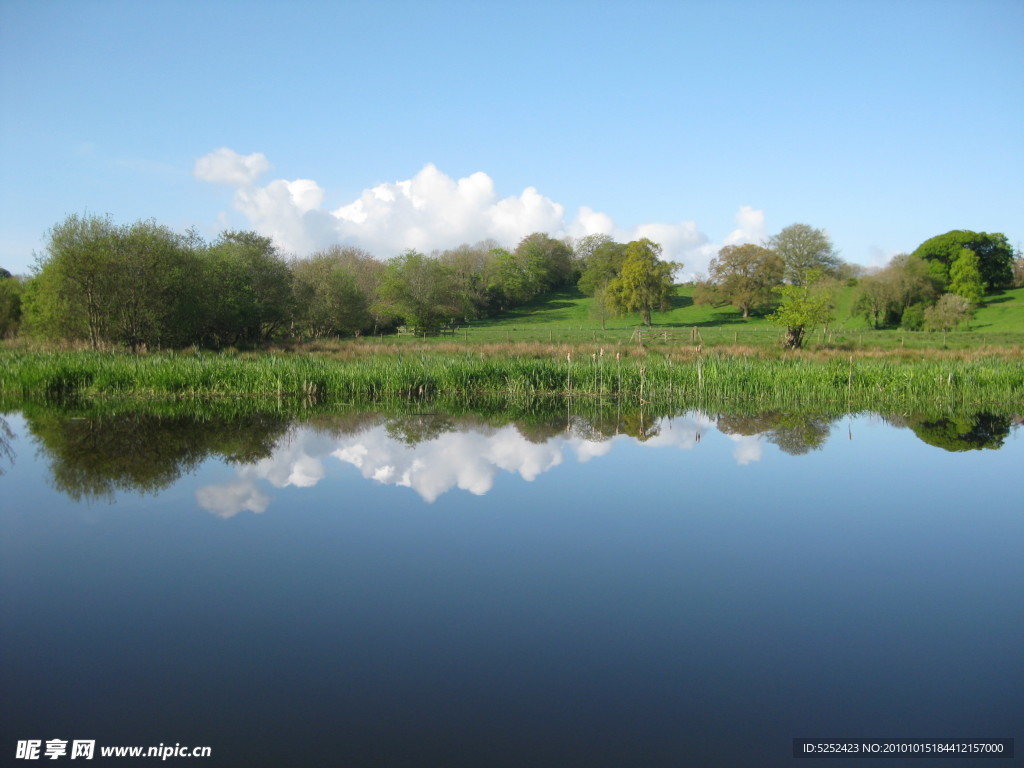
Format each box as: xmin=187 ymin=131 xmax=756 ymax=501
xmin=195 ymin=413 xmax=759 ymax=516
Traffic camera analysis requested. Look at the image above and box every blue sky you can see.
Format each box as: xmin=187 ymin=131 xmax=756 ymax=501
xmin=1 ymin=0 xmax=1021 ymax=277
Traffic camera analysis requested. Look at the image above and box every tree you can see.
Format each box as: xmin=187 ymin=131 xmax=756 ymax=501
xmin=28 ymin=214 xmax=119 ymax=347
xmin=577 ymin=240 xmax=627 ymax=297
xmin=947 ymin=248 xmax=985 ymax=305
xmin=313 ymin=245 xmax=388 ymax=332
xmin=513 ymin=233 xmax=576 ymax=292
xmin=588 ymin=283 xmax=617 ymax=330
xmin=768 ymin=223 xmax=842 ymax=285
xmin=199 ymin=231 xmax=294 ymax=347
xmin=374 ymin=250 xmax=459 ymax=332
xmin=571 ymin=233 xmax=614 ymax=273
xmin=923 ymin=293 xmax=972 ymax=332
xmin=108 ymin=219 xmax=203 ymax=351
xmin=852 ymin=270 xmax=895 ymax=329
xmin=769 ymin=268 xmax=833 ymax=349
xmin=851 ymin=253 xmax=937 ymax=329
xmin=911 ymin=230 xmax=1013 ymax=292
xmin=291 ymin=252 xmax=371 ymax=338
xmin=0 ymin=274 xmax=23 ymax=338
xmin=489 ymin=247 xmax=541 ymax=309
xmin=26 ymin=214 xmax=201 ymax=350
xmin=437 ymin=240 xmax=501 ymax=320
xmin=606 ymin=238 xmax=677 ymax=326
xmin=705 ymin=243 xmax=784 ymax=318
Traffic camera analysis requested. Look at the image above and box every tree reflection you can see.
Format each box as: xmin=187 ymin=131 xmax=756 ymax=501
xmin=384 ymin=413 xmax=458 ymax=445
xmin=10 ymin=400 xmax=1019 ymax=505
xmin=24 ymin=410 xmax=291 ymax=501
xmin=716 ymin=412 xmax=835 ymax=455
xmin=0 ymin=415 xmax=15 ymax=475
xmin=901 ymin=412 xmax=1012 ymax=452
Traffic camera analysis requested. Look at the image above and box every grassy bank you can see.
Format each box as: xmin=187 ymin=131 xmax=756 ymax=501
xmin=2 ymin=349 xmax=1021 ymax=412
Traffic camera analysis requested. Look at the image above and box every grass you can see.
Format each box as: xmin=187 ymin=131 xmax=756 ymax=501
xmin=2 ymin=284 xmax=1020 ymax=412
xmin=355 ymin=283 xmax=1024 ymax=350
xmin=2 ymin=347 xmax=1021 ymax=412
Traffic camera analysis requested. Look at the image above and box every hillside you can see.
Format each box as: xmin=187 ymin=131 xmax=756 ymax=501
xmin=461 ymin=283 xmax=1023 ymax=348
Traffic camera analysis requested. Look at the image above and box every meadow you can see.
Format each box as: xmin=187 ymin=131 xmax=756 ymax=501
xmin=395 ymin=283 xmax=1024 ymax=350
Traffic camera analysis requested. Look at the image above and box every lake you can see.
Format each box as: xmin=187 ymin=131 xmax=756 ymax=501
xmin=1 ymin=404 xmax=1020 ymax=766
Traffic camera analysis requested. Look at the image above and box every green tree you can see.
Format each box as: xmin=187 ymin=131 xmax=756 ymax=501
xmin=313 ymin=245 xmax=388 ymax=332
xmin=489 ymin=247 xmax=542 ymax=309
xmin=291 ymin=252 xmax=371 ymax=338
xmin=606 ymin=238 xmax=677 ymax=326
xmin=768 ymin=223 xmax=842 ymax=284
xmin=577 ymin=240 xmax=627 ymax=297
xmin=108 ymin=219 xmax=203 ymax=351
xmin=571 ymin=233 xmax=614 ymax=273
xmin=948 ymin=248 xmax=985 ymax=305
xmin=514 ymin=232 xmax=576 ymax=292
xmin=0 ymin=273 xmax=23 ymax=338
xmin=852 ymin=271 xmax=896 ymax=328
xmin=199 ymin=231 xmax=294 ymax=347
xmin=588 ymin=283 xmax=617 ymax=330
xmin=437 ymin=240 xmax=501 ymax=320
xmin=705 ymin=243 xmax=784 ymax=318
xmin=25 ymin=214 xmax=201 ymax=350
xmin=28 ymin=214 xmax=119 ymax=347
xmin=375 ymin=251 xmax=459 ymax=332
xmin=923 ymin=293 xmax=972 ymax=332
xmin=911 ymin=230 xmax=1013 ymax=292
xmin=852 ymin=253 xmax=937 ymax=328
xmin=769 ymin=268 xmax=833 ymax=348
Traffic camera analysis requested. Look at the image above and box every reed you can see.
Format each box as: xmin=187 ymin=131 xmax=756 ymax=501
xmin=2 ymin=349 xmax=1021 ymax=411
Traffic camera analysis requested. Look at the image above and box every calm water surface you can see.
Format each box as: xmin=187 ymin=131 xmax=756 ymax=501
xmin=1 ymin=408 xmax=1021 ymax=767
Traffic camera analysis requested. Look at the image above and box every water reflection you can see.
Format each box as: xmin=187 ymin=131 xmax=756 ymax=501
xmin=6 ymin=403 xmax=1019 ymax=509
xmin=890 ymin=412 xmax=1013 ymax=452
xmin=3 ymin=401 xmax=1022 ymax=767
xmin=0 ymin=415 xmax=14 ymax=475
xmin=17 ymin=407 xmax=291 ymax=502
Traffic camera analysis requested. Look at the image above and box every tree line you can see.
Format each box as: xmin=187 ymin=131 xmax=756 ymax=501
xmin=0 ymin=215 xmax=1019 ymax=350
xmin=691 ymin=224 xmax=1019 ymax=347
xmin=0 ymin=214 xmax=680 ymax=349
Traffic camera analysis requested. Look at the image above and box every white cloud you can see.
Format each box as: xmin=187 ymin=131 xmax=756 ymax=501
xmin=194 ymin=148 xmax=270 ymax=186
xmin=194 ymin=148 xmax=765 ymax=273
xmin=195 ymin=480 xmax=270 ymax=518
xmin=333 ymin=425 xmax=570 ymax=503
xmin=723 ymin=205 xmax=767 ymax=247
xmin=729 ymin=435 xmax=764 ymax=465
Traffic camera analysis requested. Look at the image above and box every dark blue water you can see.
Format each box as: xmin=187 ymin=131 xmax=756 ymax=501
xmin=1 ymin=410 xmax=1021 ymax=766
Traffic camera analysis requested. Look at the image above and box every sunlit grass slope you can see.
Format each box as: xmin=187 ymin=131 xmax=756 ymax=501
xmin=460 ymin=283 xmax=1022 ymax=347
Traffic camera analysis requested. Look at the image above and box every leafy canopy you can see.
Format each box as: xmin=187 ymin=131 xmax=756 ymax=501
xmin=606 ymin=239 xmax=678 ymax=326
xmin=705 ymin=243 xmax=784 ymax=318
xmin=769 ymin=268 xmax=834 ymax=348
xmin=768 ymin=223 xmax=841 ymax=285
xmin=911 ymin=230 xmax=1013 ymax=292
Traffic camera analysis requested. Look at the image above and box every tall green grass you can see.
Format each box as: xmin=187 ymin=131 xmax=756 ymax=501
xmin=2 ymin=349 xmax=1021 ymax=411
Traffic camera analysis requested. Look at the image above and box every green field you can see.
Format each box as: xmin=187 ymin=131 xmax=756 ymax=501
xmin=374 ymin=283 xmax=1024 ymax=351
